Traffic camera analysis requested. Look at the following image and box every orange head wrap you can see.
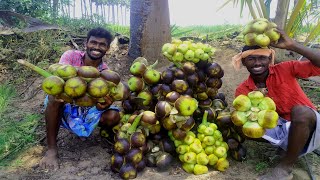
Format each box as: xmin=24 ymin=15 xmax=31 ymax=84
xmin=231 ymin=49 xmax=275 ymax=71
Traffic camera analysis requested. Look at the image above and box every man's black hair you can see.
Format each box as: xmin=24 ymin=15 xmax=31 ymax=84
xmin=242 ymin=45 xmax=263 ymax=52
xmin=87 ymin=27 xmax=114 ymax=47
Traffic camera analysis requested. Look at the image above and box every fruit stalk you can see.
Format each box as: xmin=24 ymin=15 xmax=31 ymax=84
xmin=17 ymin=59 xmax=53 ymax=78
xmin=202 ymin=110 xmax=209 ymax=125
xmin=173 ymin=62 xmax=183 ymax=69
xmin=149 ymin=60 xmax=159 ymax=69
xmin=127 ymin=113 xmax=143 ymax=135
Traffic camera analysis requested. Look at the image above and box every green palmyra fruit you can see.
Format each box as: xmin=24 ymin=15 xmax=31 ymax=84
xmin=130 ymin=61 xmax=147 ymax=77
xmin=74 ymin=93 xmax=96 ymax=107
xmin=87 ymin=78 xmax=108 ymax=98
xmin=48 ymin=63 xmax=63 ymax=75
xmin=174 ymin=96 xmax=198 ymax=116
xmin=55 ymin=64 xmax=78 ymax=80
xmin=110 ymin=82 xmax=130 ymax=101
xmin=100 ymin=69 xmax=121 ymax=85
xmin=64 ymin=77 xmax=87 ymax=98
xmin=17 ymin=60 xmax=65 ymax=96
xmin=42 ymin=76 xmax=65 ymax=95
xmin=127 ymin=76 xmax=145 ymax=92
xmin=77 ymin=66 xmax=100 ymax=82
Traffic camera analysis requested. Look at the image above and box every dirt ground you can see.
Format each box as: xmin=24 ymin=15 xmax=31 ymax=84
xmin=0 ymin=39 xmax=319 ymax=180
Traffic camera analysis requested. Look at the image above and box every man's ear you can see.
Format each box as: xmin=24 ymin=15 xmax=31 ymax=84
xmin=268 ymin=55 xmax=272 ymax=63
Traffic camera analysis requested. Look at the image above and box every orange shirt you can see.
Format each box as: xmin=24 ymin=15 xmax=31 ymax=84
xmin=235 ymin=60 xmax=320 ymax=121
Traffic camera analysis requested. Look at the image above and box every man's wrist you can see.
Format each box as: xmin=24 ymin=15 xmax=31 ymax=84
xmin=287 ymin=41 xmax=301 ymax=52
xmin=96 ymin=104 xmax=111 ymax=111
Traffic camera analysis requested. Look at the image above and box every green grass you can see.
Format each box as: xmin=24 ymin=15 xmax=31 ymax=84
xmin=171 ymin=24 xmax=242 ymax=40
xmin=255 ymin=161 xmax=269 ymax=172
xmin=0 ymin=83 xmax=42 ymax=167
xmin=107 ymin=24 xmax=130 ymax=36
xmin=0 ymin=83 xmax=15 ymax=116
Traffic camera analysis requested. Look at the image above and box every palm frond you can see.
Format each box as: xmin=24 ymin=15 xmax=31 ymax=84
xmin=246 ymin=0 xmax=258 ymax=19
xmin=217 ymin=0 xmax=235 ymax=11
xmin=290 ymin=3 xmax=310 ymax=37
xmin=304 ymin=21 xmax=320 ymax=45
xmin=254 ymin=0 xmax=263 ymax=18
xmin=259 ymin=0 xmax=269 ymax=18
xmin=217 ymin=0 xmax=249 ymax=18
xmin=285 ymin=0 xmax=306 ymax=34
xmin=240 ymin=0 xmax=246 ymax=17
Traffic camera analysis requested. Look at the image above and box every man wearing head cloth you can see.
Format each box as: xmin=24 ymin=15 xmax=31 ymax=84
xmin=232 ymin=28 xmax=320 ymax=180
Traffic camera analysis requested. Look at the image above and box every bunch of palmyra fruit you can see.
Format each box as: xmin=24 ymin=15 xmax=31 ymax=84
xmin=17 ymin=59 xmax=129 ymax=106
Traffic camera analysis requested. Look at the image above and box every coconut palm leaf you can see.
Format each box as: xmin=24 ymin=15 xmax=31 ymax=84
xmin=290 ymin=3 xmax=310 ymax=37
xmin=245 ymin=0 xmax=258 ymax=19
xmin=217 ymin=0 xmax=246 ymax=17
xmin=304 ymin=21 xmax=320 ymax=45
xmin=217 ymin=0 xmax=243 ymax=11
xmin=170 ymin=24 xmax=193 ymax=38
xmin=285 ymin=0 xmax=306 ymax=34
xmin=218 ymin=0 xmax=268 ymax=19
xmin=254 ymin=0 xmax=263 ymax=18
xmin=259 ymin=0 xmax=269 ymax=18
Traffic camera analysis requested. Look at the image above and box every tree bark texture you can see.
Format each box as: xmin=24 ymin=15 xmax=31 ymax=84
xmin=128 ymin=0 xmax=171 ymax=64
xmin=274 ymin=0 xmax=290 ymax=62
xmin=112 ymin=5 xmax=115 ymax=24
xmin=274 ymin=0 xmax=290 ymax=29
xmin=52 ymin=0 xmax=59 ymax=20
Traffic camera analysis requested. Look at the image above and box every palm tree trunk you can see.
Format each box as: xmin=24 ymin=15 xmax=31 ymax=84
xmin=124 ymin=7 xmax=127 ymax=25
xmin=83 ymin=0 xmax=88 ymax=18
xmin=89 ymin=0 xmax=93 ymax=21
xmin=60 ymin=0 xmax=65 ymax=16
xmin=108 ymin=5 xmax=111 ymax=23
xmin=80 ymin=0 xmax=83 ymax=18
xmin=95 ymin=4 xmax=99 ymax=23
xmin=52 ymin=0 xmax=59 ymax=20
xmin=96 ymin=4 xmax=99 ymax=15
xmin=121 ymin=6 xmax=124 ymax=25
xmin=104 ymin=5 xmax=106 ymax=23
xmin=274 ymin=0 xmax=290 ymax=29
xmin=73 ymin=0 xmax=75 ymax=18
xmin=101 ymin=4 xmax=104 ymax=20
xmin=274 ymin=0 xmax=290 ymax=62
xmin=68 ymin=1 xmax=71 ymax=18
xmin=128 ymin=0 xmax=171 ymax=63
xmin=112 ymin=5 xmax=115 ymax=24
xmin=117 ymin=4 xmax=119 ymax=24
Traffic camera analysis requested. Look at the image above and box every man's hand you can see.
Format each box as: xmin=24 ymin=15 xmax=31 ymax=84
xmin=271 ymin=28 xmax=320 ymax=67
xmin=96 ymin=95 xmax=113 ymax=110
xmin=54 ymin=97 xmax=65 ymax=103
xmin=270 ymin=28 xmax=296 ymax=50
xmin=47 ymin=95 xmax=65 ymax=104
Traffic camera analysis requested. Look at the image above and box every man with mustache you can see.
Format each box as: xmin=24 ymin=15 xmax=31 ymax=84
xmin=232 ymin=29 xmax=320 ymax=180
xmin=39 ymin=27 xmax=120 ymax=170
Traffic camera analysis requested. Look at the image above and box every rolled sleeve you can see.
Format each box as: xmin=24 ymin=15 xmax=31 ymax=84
xmin=290 ymin=60 xmax=320 ymax=78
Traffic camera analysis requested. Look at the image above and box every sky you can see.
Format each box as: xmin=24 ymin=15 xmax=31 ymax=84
xmin=73 ymin=0 xmax=281 ymax=26
xmin=168 ymin=0 xmax=279 ymax=26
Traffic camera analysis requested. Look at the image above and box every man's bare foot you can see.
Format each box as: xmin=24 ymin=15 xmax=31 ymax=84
xmin=257 ymin=165 xmax=293 ymax=180
xmin=39 ymin=148 xmax=59 ymax=170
